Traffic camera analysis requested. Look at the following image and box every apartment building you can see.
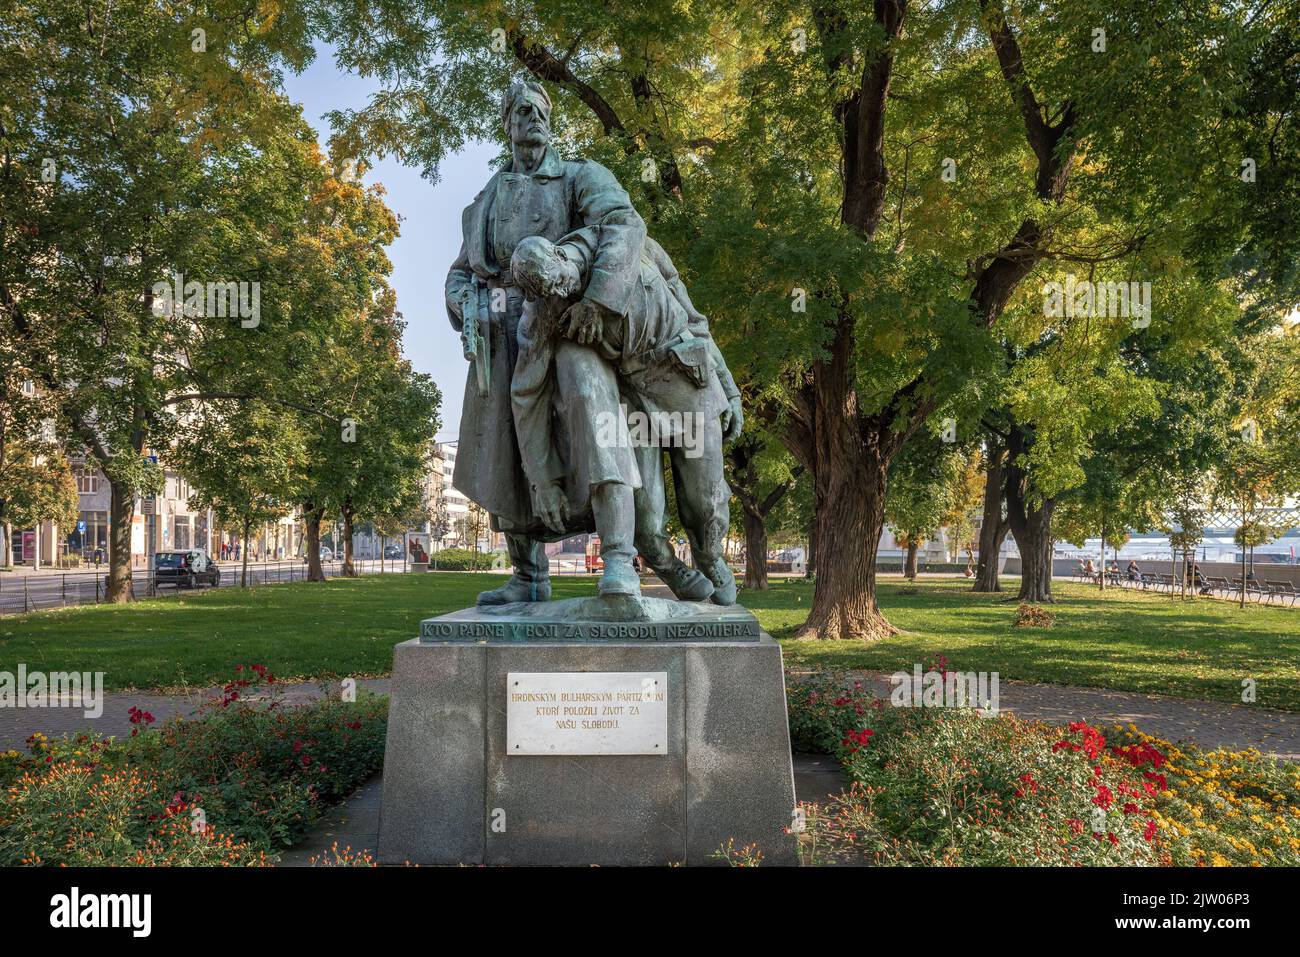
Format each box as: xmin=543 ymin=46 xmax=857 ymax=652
xmin=436 ymin=440 xmax=471 ymax=547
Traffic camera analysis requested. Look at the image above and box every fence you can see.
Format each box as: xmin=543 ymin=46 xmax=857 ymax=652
xmin=0 ymin=558 xmax=407 ymax=616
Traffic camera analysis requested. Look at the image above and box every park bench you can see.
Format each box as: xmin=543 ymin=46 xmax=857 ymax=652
xmin=1204 ymin=576 xmax=1231 ymax=597
xmin=1265 ymin=581 xmax=1298 ymax=606
xmin=1230 ymin=578 xmax=1272 ymax=602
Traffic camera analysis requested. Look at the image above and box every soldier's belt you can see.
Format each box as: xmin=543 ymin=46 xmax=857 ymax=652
xmin=622 ymin=333 xmax=708 ymax=388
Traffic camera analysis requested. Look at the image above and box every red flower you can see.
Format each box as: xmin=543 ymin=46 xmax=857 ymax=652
xmin=839 ymin=728 xmax=874 ymax=754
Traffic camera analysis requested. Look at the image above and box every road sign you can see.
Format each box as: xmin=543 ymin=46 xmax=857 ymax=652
xmin=76 ymin=521 xmax=85 ymax=533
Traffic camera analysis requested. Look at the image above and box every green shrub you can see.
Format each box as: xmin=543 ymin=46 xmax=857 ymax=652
xmin=0 ymin=665 xmax=388 ymax=866
xmin=0 ymin=763 xmax=268 ymax=866
xmin=430 ymin=547 xmax=504 ymax=571
xmin=785 ymin=671 xmax=879 ymax=753
xmin=794 ymin=673 xmax=1300 ymax=867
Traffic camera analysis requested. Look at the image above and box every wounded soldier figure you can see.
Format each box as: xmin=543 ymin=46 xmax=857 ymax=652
xmin=510 ymin=231 xmax=743 ymax=605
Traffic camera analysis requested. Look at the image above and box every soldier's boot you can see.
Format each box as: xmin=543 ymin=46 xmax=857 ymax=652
xmin=476 ymin=533 xmax=552 ymax=605
xmin=699 ymin=556 xmax=738 ymax=606
xmin=652 ymin=559 xmax=715 ymax=602
xmin=592 ymin=483 xmax=641 ymax=598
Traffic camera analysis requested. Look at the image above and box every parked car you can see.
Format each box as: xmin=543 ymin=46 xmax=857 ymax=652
xmin=319 ymin=546 xmax=334 ymax=561
xmin=383 ymin=544 xmax=403 ymax=559
xmin=154 ymin=550 xmax=221 ymax=588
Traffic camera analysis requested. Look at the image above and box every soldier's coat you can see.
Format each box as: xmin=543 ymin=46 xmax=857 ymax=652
xmin=445 ymin=147 xmax=645 ymax=530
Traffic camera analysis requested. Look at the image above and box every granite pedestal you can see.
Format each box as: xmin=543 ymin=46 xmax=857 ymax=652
xmin=377 ymin=598 xmax=798 ymax=866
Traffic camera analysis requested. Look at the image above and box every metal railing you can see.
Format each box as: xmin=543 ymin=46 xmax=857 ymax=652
xmin=0 ymin=554 xmax=616 ymax=616
xmin=0 ymin=558 xmax=403 ymax=616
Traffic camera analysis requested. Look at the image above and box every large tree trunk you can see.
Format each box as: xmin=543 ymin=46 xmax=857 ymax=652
xmin=1009 ymin=498 xmax=1055 ymax=603
xmin=795 ymin=333 xmax=898 ymax=640
xmin=105 ymin=478 xmax=135 ymax=602
xmin=798 ymin=442 xmax=893 ymax=639
xmin=304 ymin=505 xmax=326 ymax=582
xmin=341 ymin=506 xmax=356 ymax=577
xmin=904 ymin=539 xmax=919 ymax=579
xmin=973 ymin=442 xmax=1009 ymax=592
xmin=742 ymin=508 xmax=769 ymax=590
xmin=1004 ymin=424 xmax=1056 ymax=603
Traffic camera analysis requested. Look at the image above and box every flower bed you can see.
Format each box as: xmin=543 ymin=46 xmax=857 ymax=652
xmin=0 ymin=666 xmax=388 ymax=866
xmin=787 ymin=672 xmax=1300 ymax=867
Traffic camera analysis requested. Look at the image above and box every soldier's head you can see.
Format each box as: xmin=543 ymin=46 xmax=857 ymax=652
xmin=512 ymin=236 xmax=580 ymax=300
xmin=501 ymin=80 xmax=552 ymax=150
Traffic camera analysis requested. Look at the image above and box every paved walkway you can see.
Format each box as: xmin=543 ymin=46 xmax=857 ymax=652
xmin=2 ymin=670 xmax=1297 ymax=759
xmin=812 ymin=671 xmax=1300 ymax=760
xmin=0 ymin=678 xmax=392 ymax=749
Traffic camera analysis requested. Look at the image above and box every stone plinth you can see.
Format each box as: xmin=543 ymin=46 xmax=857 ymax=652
xmin=377 ymin=602 xmax=797 ymax=866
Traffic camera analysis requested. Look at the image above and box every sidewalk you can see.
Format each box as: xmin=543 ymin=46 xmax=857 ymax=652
xmin=0 ymin=678 xmax=392 ymax=750
xmin=2 ymin=670 xmax=1297 ymax=758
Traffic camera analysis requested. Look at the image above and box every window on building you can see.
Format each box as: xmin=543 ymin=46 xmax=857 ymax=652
xmin=76 ymin=470 xmax=99 ymax=495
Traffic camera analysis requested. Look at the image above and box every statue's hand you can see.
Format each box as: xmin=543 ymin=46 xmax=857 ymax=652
xmin=720 ymin=395 xmax=744 ymax=442
xmin=561 ymin=298 xmax=605 ymax=345
xmin=533 ymin=482 xmax=569 ymax=535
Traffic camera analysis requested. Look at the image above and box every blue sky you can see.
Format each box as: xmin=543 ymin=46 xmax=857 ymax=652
xmin=282 ymin=47 xmax=495 ymax=441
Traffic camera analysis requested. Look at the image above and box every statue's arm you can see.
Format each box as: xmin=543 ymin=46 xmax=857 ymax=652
xmin=571 ymin=161 xmax=645 ymax=316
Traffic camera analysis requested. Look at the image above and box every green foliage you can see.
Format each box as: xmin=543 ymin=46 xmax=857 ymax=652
xmin=885 ymin=433 xmax=962 ymax=546
xmin=0 ymin=446 xmax=78 ymax=533
xmin=430 ymin=547 xmax=504 ymax=570
xmin=802 ymin=706 xmax=1168 ymax=866
xmin=785 ymin=672 xmax=877 ymax=754
xmin=0 ymin=672 xmax=388 ymax=865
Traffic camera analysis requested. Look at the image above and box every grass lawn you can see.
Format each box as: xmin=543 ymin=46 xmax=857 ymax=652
xmin=0 ymin=572 xmax=594 ymax=692
xmin=0 ymin=572 xmax=1296 ymax=709
xmin=765 ymin=577 xmax=1300 ymax=711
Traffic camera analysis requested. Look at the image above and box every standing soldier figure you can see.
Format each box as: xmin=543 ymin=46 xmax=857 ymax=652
xmin=445 ymin=81 xmax=646 ymax=603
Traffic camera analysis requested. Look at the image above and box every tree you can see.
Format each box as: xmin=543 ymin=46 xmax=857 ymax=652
xmin=726 ymin=424 xmax=804 ymax=589
xmin=972 ymin=434 xmax=1010 ymax=592
xmin=0 ymin=445 xmax=78 ymax=565
xmin=173 ymin=402 xmax=304 ymax=588
xmin=885 ymin=433 xmax=960 ymax=580
xmin=0 ymin=332 xmax=75 ymax=566
xmin=0 ymin=0 xmax=321 ymax=599
xmin=1212 ymin=381 xmax=1300 ymax=607
xmin=304 ymin=0 xmax=1297 ymax=635
xmin=939 ymin=448 xmax=983 ymax=570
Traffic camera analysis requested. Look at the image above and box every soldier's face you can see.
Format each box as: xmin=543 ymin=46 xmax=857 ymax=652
xmin=509 ymin=93 xmax=551 ymax=149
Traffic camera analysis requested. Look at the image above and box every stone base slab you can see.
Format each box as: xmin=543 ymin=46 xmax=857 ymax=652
xmin=419 ymin=594 xmax=761 ymax=642
xmin=377 ymin=631 xmax=798 ymax=866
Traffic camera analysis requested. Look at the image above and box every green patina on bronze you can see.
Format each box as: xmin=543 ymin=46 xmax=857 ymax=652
xmin=442 ymin=82 xmax=746 ymax=618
